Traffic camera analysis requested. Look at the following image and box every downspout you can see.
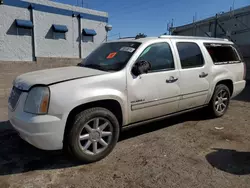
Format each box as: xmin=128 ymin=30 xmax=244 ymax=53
xmin=28 ymin=4 xmax=36 ymax=61
xmin=78 ymin=14 xmax=82 ymax=59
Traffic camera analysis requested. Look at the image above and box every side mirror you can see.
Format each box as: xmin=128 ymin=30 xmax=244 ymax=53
xmin=132 ymin=60 xmax=151 ymax=76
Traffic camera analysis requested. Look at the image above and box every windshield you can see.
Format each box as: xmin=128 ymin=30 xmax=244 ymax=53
xmin=78 ymin=42 xmax=141 ymax=72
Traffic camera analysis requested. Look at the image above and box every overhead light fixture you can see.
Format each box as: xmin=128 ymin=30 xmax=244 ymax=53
xmin=0 ymin=0 xmax=4 ymax=5
xmin=105 ymin=24 xmax=112 ymax=32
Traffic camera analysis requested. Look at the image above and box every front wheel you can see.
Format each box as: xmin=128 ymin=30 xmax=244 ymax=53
xmin=66 ymin=107 xmax=120 ymax=163
xmin=208 ymin=84 xmax=231 ymax=117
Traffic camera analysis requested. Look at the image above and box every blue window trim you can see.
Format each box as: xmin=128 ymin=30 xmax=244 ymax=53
xmin=82 ymin=28 xmax=97 ymax=36
xmin=15 ymin=19 xmax=33 ymax=29
xmin=52 ymin=24 xmax=68 ymax=33
xmin=4 ymin=0 xmax=108 ymax=23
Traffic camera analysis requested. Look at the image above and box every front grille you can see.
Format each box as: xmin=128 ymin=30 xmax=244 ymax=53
xmin=8 ymin=87 xmax=22 ymax=110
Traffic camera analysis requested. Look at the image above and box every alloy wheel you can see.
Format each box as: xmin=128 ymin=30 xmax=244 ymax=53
xmin=78 ymin=117 xmax=113 ymax=155
xmin=214 ymin=89 xmax=229 ymax=113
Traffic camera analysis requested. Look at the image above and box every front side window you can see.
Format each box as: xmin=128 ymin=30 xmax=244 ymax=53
xmin=177 ymin=42 xmax=204 ymax=69
xmin=137 ymin=43 xmax=175 ymax=72
xmin=204 ymin=43 xmax=241 ymax=64
xmin=78 ymin=42 xmax=141 ymax=72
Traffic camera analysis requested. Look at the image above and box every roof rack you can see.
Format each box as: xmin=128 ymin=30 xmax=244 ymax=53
xmin=119 ymin=37 xmax=135 ymax=39
xmin=159 ymin=35 xmax=229 ymax=42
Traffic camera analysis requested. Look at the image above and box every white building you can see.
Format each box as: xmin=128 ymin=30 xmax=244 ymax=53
xmin=0 ymin=0 xmax=109 ymax=61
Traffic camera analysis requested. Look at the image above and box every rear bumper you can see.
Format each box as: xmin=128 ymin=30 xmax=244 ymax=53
xmin=232 ymin=80 xmax=246 ymax=98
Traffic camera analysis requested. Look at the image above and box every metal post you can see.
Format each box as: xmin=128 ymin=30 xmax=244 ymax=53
xmin=78 ymin=15 xmax=82 ymax=59
xmin=29 ymin=4 xmax=36 ymax=61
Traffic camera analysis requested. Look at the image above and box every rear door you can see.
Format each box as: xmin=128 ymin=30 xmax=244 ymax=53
xmin=173 ymin=40 xmax=212 ymax=110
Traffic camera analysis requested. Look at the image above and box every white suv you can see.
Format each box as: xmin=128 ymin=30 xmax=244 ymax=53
xmin=8 ymin=35 xmax=246 ymax=163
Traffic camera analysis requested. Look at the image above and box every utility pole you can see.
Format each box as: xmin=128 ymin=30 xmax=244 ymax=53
xmin=214 ymin=14 xmax=218 ymax=37
xmin=167 ymin=19 xmax=174 ymax=35
xmin=193 ymin=12 xmax=197 ymax=36
xmin=231 ymin=0 xmax=235 ymax=16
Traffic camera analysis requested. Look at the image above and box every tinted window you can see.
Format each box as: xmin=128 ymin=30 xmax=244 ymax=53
xmin=54 ymin=32 xmax=66 ymax=40
xmin=177 ymin=42 xmax=204 ymax=69
xmin=204 ymin=44 xmax=240 ymax=64
xmin=138 ymin=43 xmax=174 ymax=71
xmin=78 ymin=42 xmax=141 ymax=72
xmin=83 ymin=36 xmax=94 ymax=42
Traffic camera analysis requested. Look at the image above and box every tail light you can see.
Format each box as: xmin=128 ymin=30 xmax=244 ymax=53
xmin=243 ymin=62 xmax=246 ymax=80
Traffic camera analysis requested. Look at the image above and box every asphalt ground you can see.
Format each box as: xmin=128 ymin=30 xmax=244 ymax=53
xmin=0 ymin=83 xmax=250 ymax=188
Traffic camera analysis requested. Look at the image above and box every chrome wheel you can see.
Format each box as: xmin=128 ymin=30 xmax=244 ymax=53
xmin=78 ymin=117 xmax=113 ymax=155
xmin=214 ymin=89 xmax=229 ymax=113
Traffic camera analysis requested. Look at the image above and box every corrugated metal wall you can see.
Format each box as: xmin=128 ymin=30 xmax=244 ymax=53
xmin=172 ymin=5 xmax=250 ymax=79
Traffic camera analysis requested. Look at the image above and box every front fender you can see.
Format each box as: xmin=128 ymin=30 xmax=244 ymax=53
xmin=49 ymin=87 xmax=128 ymax=125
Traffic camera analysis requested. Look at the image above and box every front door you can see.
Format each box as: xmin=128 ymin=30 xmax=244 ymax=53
xmin=127 ymin=42 xmax=181 ymax=124
xmin=174 ymin=41 xmax=211 ymax=110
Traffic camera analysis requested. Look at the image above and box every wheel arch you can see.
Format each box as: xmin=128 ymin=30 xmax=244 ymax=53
xmin=63 ymin=99 xmax=124 ymax=146
xmin=207 ymin=78 xmax=234 ymax=104
xmin=215 ymin=79 xmax=233 ymax=96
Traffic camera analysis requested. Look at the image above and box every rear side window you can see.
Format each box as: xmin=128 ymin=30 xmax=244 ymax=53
xmin=176 ymin=42 xmax=204 ymax=69
xmin=204 ymin=44 xmax=241 ymax=64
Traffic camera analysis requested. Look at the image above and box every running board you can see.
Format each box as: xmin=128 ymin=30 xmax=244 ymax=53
xmin=122 ymin=105 xmax=207 ymax=130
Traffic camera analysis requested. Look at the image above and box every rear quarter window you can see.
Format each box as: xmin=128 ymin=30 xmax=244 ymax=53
xmin=204 ymin=43 xmax=241 ymax=65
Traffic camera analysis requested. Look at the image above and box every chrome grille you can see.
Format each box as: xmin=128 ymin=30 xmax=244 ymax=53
xmin=8 ymin=87 xmax=22 ymax=110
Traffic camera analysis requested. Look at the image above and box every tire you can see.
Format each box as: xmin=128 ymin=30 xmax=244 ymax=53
xmin=65 ymin=107 xmax=120 ymax=163
xmin=208 ymin=84 xmax=231 ymax=118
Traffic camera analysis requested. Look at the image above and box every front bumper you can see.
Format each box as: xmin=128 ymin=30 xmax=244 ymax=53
xmin=8 ymin=93 xmax=65 ymax=150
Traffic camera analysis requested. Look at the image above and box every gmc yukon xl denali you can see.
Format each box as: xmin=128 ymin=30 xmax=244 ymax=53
xmin=8 ymin=35 xmax=246 ymax=163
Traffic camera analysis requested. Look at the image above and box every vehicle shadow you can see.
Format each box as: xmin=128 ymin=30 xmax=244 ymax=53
xmin=119 ymin=109 xmax=210 ymax=141
xmin=206 ymin=148 xmax=250 ymax=175
xmin=0 ymin=121 xmax=81 ymax=176
xmin=0 ymin=110 xmax=209 ymax=176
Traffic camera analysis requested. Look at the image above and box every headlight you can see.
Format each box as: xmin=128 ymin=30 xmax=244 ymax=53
xmin=24 ymin=86 xmax=50 ymax=115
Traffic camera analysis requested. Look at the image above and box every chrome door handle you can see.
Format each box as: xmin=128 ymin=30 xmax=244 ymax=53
xmin=199 ymin=72 xmax=208 ymax=78
xmin=166 ymin=76 xmax=178 ymax=83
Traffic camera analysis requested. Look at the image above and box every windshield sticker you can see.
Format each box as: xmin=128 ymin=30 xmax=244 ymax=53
xmin=106 ymin=52 xmax=117 ymax=59
xmin=120 ymin=47 xmax=135 ymax=53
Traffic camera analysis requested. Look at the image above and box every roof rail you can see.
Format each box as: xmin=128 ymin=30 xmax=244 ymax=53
xmin=159 ymin=35 xmax=229 ymax=42
xmin=119 ymin=37 xmax=135 ymax=39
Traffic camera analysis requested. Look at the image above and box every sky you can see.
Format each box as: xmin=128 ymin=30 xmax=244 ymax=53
xmin=53 ymin=0 xmax=250 ymax=39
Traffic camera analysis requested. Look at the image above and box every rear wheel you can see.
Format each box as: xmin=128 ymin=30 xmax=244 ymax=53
xmin=66 ymin=107 xmax=120 ymax=163
xmin=208 ymin=84 xmax=231 ymax=117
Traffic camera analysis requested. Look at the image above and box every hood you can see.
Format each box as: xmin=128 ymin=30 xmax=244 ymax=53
xmin=14 ymin=66 xmax=107 ymax=91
